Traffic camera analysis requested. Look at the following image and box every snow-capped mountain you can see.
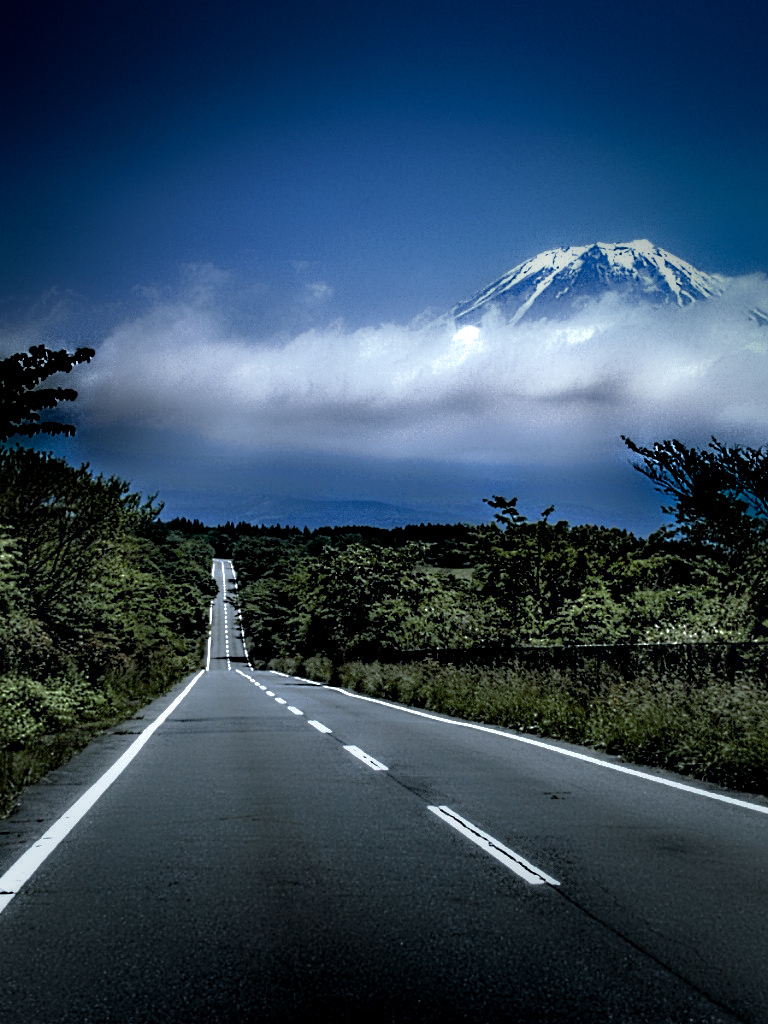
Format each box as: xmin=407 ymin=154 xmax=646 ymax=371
xmin=452 ymin=240 xmax=727 ymax=327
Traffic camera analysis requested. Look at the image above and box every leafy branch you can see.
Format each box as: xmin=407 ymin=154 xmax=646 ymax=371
xmin=0 ymin=345 xmax=95 ymax=442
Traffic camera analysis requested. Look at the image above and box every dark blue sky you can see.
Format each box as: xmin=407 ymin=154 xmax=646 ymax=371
xmin=4 ymin=0 xmax=767 ymax=320
xmin=3 ymin=0 xmax=768 ymax=529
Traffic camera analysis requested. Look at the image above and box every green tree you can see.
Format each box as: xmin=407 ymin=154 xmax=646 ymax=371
xmin=623 ymin=435 xmax=768 ymax=635
xmin=291 ymin=544 xmax=424 ymax=659
xmin=0 ymin=449 xmax=142 ymax=632
xmin=0 ymin=448 xmax=214 ymax=679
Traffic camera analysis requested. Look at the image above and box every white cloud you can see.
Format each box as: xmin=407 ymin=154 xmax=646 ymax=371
xmin=77 ymin=272 xmax=768 ymax=466
xmin=304 ymin=281 xmax=334 ymax=302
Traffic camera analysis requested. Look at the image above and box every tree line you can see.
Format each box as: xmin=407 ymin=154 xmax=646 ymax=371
xmin=230 ymin=433 xmax=768 ymax=670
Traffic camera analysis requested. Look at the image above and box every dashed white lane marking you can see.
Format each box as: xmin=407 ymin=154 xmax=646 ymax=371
xmin=0 ymin=670 xmax=206 ymax=916
xmin=222 ymin=593 xmax=231 ymax=671
xmin=343 ymin=745 xmax=388 ymax=771
xmin=230 ymin=668 xmax=553 ymax=885
xmin=211 ymin=561 xmax=217 ymax=671
xmin=428 ymin=805 xmax=560 ymax=887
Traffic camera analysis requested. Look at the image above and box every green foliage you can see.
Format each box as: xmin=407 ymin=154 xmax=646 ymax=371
xmin=0 ymin=347 xmax=215 ymax=807
xmin=0 ymin=448 xmax=215 ymax=681
xmin=236 ymin=536 xmax=509 ymax=664
xmin=337 ymin=660 xmax=587 ymax=741
xmin=0 ymin=675 xmax=110 ymax=748
xmin=290 ymin=542 xmax=427 ymax=658
xmin=232 ymin=487 xmax=768 ymax=660
xmin=0 ymin=449 xmax=216 ymax=811
xmin=298 ymin=654 xmax=334 ymax=682
xmin=230 ymin=483 xmax=768 ymax=793
xmin=0 ymin=677 xmax=49 ymax=748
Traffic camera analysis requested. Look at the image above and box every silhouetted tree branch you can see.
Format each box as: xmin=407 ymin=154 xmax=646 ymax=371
xmin=622 ymin=434 xmax=768 ymax=556
xmin=0 ymin=344 xmax=95 ymax=442
xmin=482 ymin=494 xmax=527 ymax=531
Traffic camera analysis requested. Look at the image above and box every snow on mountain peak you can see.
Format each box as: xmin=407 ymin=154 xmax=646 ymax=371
xmin=452 ymin=240 xmax=727 ymax=327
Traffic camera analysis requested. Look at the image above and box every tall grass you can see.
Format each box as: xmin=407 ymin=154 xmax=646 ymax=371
xmin=273 ymin=653 xmax=768 ymax=795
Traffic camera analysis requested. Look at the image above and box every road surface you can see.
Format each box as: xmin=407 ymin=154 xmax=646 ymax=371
xmin=0 ymin=558 xmax=766 ymax=1022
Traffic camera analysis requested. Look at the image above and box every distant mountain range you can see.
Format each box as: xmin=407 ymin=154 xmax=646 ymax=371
xmin=162 ymin=493 xmax=497 ymax=530
xmin=452 ymin=239 xmax=766 ymax=327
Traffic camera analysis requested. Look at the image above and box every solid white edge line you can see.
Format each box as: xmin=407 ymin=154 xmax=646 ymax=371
xmin=226 ymin=562 xmax=252 ymax=669
xmin=0 ymin=669 xmax=206 ymax=916
xmin=328 ymin=687 xmax=768 ymax=816
xmin=308 ymin=720 xmax=332 ymax=733
xmin=343 ymin=745 xmax=388 ymax=771
xmin=268 ymin=670 xmax=323 ymax=685
xmin=428 ymin=805 xmax=559 ymax=886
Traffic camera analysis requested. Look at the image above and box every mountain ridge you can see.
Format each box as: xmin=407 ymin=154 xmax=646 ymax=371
xmin=452 ymin=240 xmax=728 ymax=327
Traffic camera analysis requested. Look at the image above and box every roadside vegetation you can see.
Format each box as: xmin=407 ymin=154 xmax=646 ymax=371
xmin=229 ymin=437 xmax=768 ymax=795
xmin=0 ymin=447 xmax=217 ymax=814
xmin=0 ymin=347 xmax=216 ymax=814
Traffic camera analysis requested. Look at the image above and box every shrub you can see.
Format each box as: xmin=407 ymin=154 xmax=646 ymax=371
xmin=0 ymin=676 xmax=47 ymax=748
xmin=0 ymin=674 xmax=113 ymax=749
xmin=301 ymin=654 xmax=334 ymax=683
xmin=268 ymin=654 xmax=304 ymax=676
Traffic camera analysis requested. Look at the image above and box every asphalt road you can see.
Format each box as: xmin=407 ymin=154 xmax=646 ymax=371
xmin=0 ymin=558 xmax=767 ymax=1023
